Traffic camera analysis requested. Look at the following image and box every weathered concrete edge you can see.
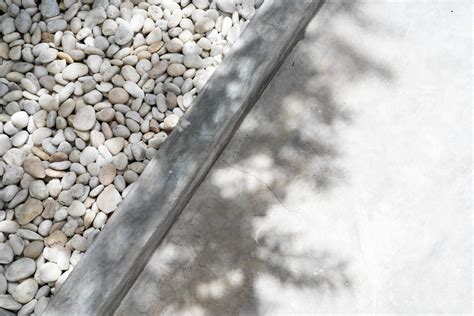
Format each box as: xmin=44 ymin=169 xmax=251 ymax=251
xmin=44 ymin=1 xmax=325 ymax=314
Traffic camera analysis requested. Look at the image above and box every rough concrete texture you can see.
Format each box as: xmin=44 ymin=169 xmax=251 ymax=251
xmin=44 ymin=1 xmax=324 ymax=314
xmin=116 ymin=0 xmax=472 ymax=314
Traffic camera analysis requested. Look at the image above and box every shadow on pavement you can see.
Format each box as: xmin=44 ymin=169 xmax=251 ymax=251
xmin=117 ymin=1 xmax=394 ymax=315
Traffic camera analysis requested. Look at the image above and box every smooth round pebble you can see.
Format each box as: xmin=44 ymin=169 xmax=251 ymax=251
xmin=38 ymin=262 xmax=61 ymax=283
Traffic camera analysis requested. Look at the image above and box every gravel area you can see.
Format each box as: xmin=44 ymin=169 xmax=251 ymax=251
xmin=0 ymin=0 xmax=260 ymax=313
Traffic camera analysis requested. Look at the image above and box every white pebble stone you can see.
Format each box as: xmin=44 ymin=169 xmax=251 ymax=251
xmin=38 ymin=48 xmax=58 ymax=63
xmin=38 ymin=94 xmax=59 ymax=111
xmin=115 ymin=22 xmax=133 ymax=45
xmin=93 ymin=212 xmax=107 ymax=229
xmin=0 ymin=294 xmax=21 ymax=311
xmin=123 ymin=81 xmax=145 ymax=99
xmin=73 ymin=106 xmax=96 ymax=131
xmin=193 ymin=0 xmax=210 ymax=10
xmin=130 ymin=14 xmax=145 ymax=32
xmin=0 ymin=244 xmax=14 ymax=264
xmin=183 ymin=54 xmax=203 ymax=68
xmin=164 ymin=114 xmax=180 ymax=130
xmin=0 ymin=221 xmax=19 ymax=234
xmin=96 ymin=185 xmax=122 ymax=214
xmin=38 ymin=220 xmax=53 ymax=236
xmin=67 ymin=200 xmax=86 ymax=217
xmin=102 ymin=19 xmax=117 ymax=36
xmin=38 ymin=262 xmax=61 ymax=283
xmin=5 ymin=258 xmax=36 ymax=282
xmin=12 ymin=279 xmax=38 ymax=304
xmin=10 ymin=111 xmax=29 ymax=129
xmin=80 ymin=146 xmax=99 ymax=166
xmin=56 ymin=247 xmax=70 ymax=270
xmin=0 ymin=135 xmax=12 ymax=156
xmin=62 ymin=63 xmax=89 ymax=81
xmin=167 ymin=64 xmax=186 ymax=76
xmin=11 ymin=131 xmax=29 ymax=147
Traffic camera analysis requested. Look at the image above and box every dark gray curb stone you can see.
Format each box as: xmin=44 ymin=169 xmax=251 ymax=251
xmin=44 ymin=1 xmax=325 ymax=314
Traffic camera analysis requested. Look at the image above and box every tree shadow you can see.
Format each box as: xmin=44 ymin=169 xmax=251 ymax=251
xmin=116 ymin=1 xmax=394 ymax=315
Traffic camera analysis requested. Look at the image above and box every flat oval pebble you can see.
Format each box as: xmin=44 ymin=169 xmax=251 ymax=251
xmin=123 ymin=81 xmax=145 ymax=99
xmin=99 ymin=163 xmax=117 ymax=186
xmin=0 ymin=220 xmax=19 ymax=233
xmin=108 ymin=87 xmax=129 ymax=104
xmin=0 ymin=135 xmax=12 ymax=155
xmin=67 ymin=200 xmax=86 ymax=217
xmin=23 ymin=157 xmax=46 ymax=178
xmin=73 ymin=106 xmax=96 ymax=131
xmin=96 ymin=185 xmax=122 ymax=214
xmin=105 ymin=137 xmax=125 ymax=155
xmin=39 ymin=94 xmax=59 ymax=111
xmin=5 ymin=258 xmax=36 ymax=282
xmin=164 ymin=114 xmax=180 ymax=131
xmin=12 ymin=279 xmax=38 ymax=304
xmin=195 ymin=18 xmax=215 ymax=33
xmin=115 ymin=23 xmax=133 ymax=45
xmin=38 ymin=262 xmax=61 ymax=283
xmin=11 ymin=111 xmax=29 ymax=129
xmin=167 ymin=64 xmax=186 ymax=76
xmin=0 ymin=244 xmax=14 ymax=264
xmin=41 ymin=0 xmax=60 ymax=18
xmin=216 ymin=0 xmax=237 ymax=13
xmin=15 ymin=11 xmax=31 ymax=34
xmin=39 ymin=48 xmax=58 ymax=63
xmin=16 ymin=198 xmax=43 ymax=225
xmin=62 ymin=63 xmax=89 ymax=81
xmin=44 ymin=230 xmax=67 ymax=248
xmin=0 ymin=295 xmax=21 ymax=311
xmin=23 ymin=241 xmax=44 ymax=259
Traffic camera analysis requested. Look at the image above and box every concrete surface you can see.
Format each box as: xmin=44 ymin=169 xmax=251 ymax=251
xmin=44 ymin=1 xmax=324 ymax=314
xmin=116 ymin=0 xmax=472 ymax=314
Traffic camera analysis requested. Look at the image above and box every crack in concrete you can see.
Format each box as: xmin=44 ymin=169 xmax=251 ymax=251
xmin=221 ymin=163 xmax=302 ymax=215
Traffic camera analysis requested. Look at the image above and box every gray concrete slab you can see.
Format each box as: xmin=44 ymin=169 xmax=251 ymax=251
xmin=117 ymin=0 xmax=472 ymax=314
xmin=44 ymin=1 xmax=324 ymax=314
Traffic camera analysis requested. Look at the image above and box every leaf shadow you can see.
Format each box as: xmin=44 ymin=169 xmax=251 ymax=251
xmin=115 ymin=1 xmax=394 ymax=315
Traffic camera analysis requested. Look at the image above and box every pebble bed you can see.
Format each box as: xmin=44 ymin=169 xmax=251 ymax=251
xmin=0 ymin=0 xmax=259 ymax=313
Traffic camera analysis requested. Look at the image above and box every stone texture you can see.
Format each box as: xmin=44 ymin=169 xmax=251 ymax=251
xmin=108 ymin=87 xmax=129 ymax=104
xmin=16 ymin=198 xmax=43 ymax=225
xmin=41 ymin=0 xmax=60 ymax=18
xmin=73 ymin=106 xmax=96 ymax=131
xmin=98 ymin=163 xmax=116 ymax=186
xmin=0 ymin=295 xmax=21 ymax=311
xmin=0 ymin=134 xmax=12 ymax=155
xmin=96 ymin=185 xmax=122 ymax=214
xmin=0 ymin=243 xmax=14 ymax=264
xmin=115 ymin=23 xmax=133 ymax=45
xmin=23 ymin=157 xmax=46 ymax=179
xmin=38 ymin=262 xmax=61 ymax=283
xmin=67 ymin=200 xmax=86 ymax=217
xmin=12 ymin=279 xmax=38 ymax=304
xmin=62 ymin=63 xmax=89 ymax=80
xmin=5 ymin=258 xmax=36 ymax=282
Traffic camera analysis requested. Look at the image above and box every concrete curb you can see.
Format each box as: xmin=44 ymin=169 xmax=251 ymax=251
xmin=44 ymin=1 xmax=325 ymax=314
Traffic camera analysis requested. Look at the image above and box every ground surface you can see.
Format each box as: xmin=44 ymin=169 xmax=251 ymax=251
xmin=116 ymin=0 xmax=472 ymax=314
